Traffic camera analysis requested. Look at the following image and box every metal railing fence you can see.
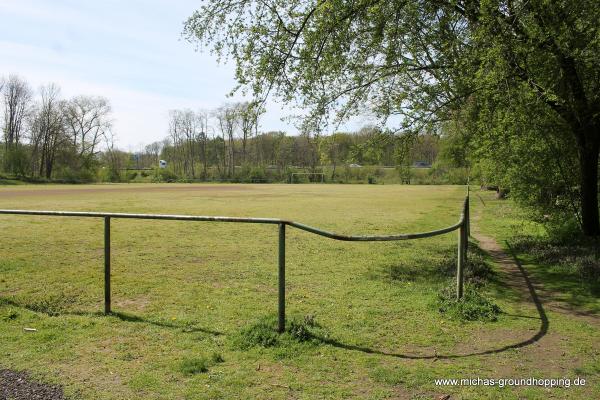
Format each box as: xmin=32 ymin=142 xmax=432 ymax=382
xmin=0 ymin=195 xmax=469 ymax=333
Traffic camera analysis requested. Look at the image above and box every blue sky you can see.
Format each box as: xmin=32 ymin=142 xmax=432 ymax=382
xmin=0 ymin=0 xmax=373 ymax=149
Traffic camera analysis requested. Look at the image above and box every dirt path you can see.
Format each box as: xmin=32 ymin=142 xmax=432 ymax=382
xmin=472 ymin=228 xmax=535 ymax=305
xmin=472 ymin=207 xmax=600 ymax=328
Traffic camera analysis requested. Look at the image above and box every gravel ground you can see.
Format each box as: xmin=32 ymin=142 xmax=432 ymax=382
xmin=0 ymin=370 xmax=66 ymax=400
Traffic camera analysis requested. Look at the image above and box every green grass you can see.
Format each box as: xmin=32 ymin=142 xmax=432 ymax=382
xmin=0 ymin=183 xmax=598 ymax=399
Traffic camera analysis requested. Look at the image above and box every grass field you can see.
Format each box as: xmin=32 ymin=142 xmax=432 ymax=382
xmin=0 ymin=184 xmax=598 ymax=399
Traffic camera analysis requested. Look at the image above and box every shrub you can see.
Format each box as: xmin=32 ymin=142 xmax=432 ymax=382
xmin=55 ymin=166 xmax=98 ymax=183
xmin=152 ymin=168 xmax=178 ymax=182
xmin=127 ymin=171 xmax=138 ymax=181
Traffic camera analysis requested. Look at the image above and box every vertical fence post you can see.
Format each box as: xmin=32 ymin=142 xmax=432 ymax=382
xmin=104 ymin=217 xmax=111 ymax=314
xmin=278 ymin=223 xmax=286 ymax=333
xmin=466 ymin=196 xmax=470 ymax=238
xmin=464 ymin=197 xmax=469 ymax=266
xmin=457 ymin=218 xmax=465 ymax=300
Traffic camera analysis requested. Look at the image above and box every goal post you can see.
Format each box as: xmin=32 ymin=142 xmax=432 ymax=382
xmin=289 ymin=172 xmax=325 ymax=183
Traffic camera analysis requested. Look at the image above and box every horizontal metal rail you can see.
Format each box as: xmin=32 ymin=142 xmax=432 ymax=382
xmin=0 ymin=207 xmax=465 ymax=241
xmin=0 ymin=210 xmax=282 ymax=225
xmin=0 ymin=195 xmax=469 ymax=332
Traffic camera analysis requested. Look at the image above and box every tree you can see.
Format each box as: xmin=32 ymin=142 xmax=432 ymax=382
xmin=196 ymin=110 xmax=211 ymax=178
xmin=215 ymin=104 xmax=238 ymax=177
xmin=236 ymin=101 xmax=263 ymax=166
xmin=145 ymin=141 xmax=163 ymax=167
xmin=102 ymin=129 xmax=126 ymax=182
xmin=185 ymin=1 xmax=600 ymax=235
xmin=63 ymin=95 xmax=111 ymax=170
xmin=30 ymin=84 xmax=66 ymax=179
xmin=319 ymin=132 xmax=353 ymax=179
xmin=2 ymin=74 xmax=32 ymax=173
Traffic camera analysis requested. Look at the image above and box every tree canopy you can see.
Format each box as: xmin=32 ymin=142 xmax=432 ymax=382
xmin=184 ymin=0 xmax=600 ymax=235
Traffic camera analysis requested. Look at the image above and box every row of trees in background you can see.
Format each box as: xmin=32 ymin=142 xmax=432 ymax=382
xmin=135 ymin=113 xmax=445 ymax=182
xmin=1 ymin=74 xmax=119 ymax=181
xmin=1 ymin=74 xmax=456 ymax=185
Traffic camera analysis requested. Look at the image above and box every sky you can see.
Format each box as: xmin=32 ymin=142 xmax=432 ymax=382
xmin=0 ymin=0 xmax=374 ymax=150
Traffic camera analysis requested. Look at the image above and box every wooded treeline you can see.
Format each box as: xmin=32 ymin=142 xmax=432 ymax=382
xmin=140 ymin=106 xmax=442 ymax=181
xmin=1 ymin=74 xmax=447 ymax=184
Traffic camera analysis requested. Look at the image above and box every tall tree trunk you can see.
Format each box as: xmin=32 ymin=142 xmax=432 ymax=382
xmin=578 ymin=135 xmax=600 ymax=236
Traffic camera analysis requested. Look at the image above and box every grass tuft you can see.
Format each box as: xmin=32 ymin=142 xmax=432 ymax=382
xmin=435 ymin=284 xmax=501 ymax=322
xmin=24 ymin=291 xmax=81 ymax=317
xmin=1 ymin=308 xmax=19 ymax=321
xmin=179 ymin=353 xmax=223 ymax=375
xmin=210 ymin=352 xmax=225 ymax=364
xmin=231 ymin=315 xmax=279 ymax=350
xmin=179 ymin=358 xmax=209 ymax=375
xmin=231 ymin=314 xmax=325 ymax=350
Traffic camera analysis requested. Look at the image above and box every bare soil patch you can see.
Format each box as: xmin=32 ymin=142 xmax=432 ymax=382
xmin=0 ymin=184 xmax=251 ymax=198
xmin=0 ymin=369 xmax=67 ymax=400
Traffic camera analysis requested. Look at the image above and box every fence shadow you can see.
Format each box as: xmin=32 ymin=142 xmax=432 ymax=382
xmin=0 ymin=297 xmax=222 ymax=336
xmin=314 ymin=241 xmax=549 ymax=360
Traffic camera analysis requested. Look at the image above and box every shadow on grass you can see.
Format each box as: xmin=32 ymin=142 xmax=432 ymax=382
xmin=376 ymin=239 xmax=501 ymax=290
xmin=314 ymin=242 xmax=548 ymax=360
xmin=2 ymin=242 xmax=553 ymax=359
xmin=0 ymin=297 xmax=222 ymax=336
xmin=107 ymin=311 xmax=223 ymax=336
xmin=508 ymin=235 xmax=600 ymax=310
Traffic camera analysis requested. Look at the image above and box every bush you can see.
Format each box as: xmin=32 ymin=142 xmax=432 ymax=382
xmin=99 ymin=166 xmax=122 ymax=182
xmin=152 ymin=168 xmax=178 ymax=182
xmin=54 ymin=166 xmax=98 ymax=183
xmin=126 ymin=171 xmax=138 ymax=181
xmin=240 ymin=165 xmax=267 ymax=182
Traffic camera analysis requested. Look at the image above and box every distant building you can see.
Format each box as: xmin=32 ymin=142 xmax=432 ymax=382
xmin=159 ymin=160 xmax=167 ymax=169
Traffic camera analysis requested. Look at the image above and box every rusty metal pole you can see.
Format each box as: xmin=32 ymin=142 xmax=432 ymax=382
xmin=278 ymin=223 xmax=286 ymax=333
xmin=104 ymin=217 xmax=111 ymax=314
xmin=464 ymin=197 xmax=469 ymax=265
xmin=457 ymin=220 xmax=465 ymax=299
xmin=466 ymin=196 xmax=470 ymax=237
